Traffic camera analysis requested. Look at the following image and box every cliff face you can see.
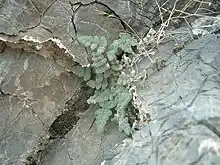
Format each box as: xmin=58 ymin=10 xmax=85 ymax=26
xmin=0 ymin=0 xmax=220 ymax=165
xmin=0 ymin=0 xmax=216 ymax=66
xmin=105 ymin=32 xmax=220 ymax=165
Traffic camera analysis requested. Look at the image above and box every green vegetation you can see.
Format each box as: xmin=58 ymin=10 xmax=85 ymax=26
xmin=73 ymin=33 xmax=138 ymax=135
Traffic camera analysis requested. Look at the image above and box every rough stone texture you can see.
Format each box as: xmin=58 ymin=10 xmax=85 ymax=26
xmin=104 ymin=34 xmax=220 ymax=165
xmin=0 ymin=46 xmax=126 ymax=165
xmin=0 ymin=0 xmax=220 ymax=165
xmin=0 ymin=0 xmax=217 ymax=67
xmin=40 ymin=111 xmax=126 ymax=165
xmin=0 ymin=46 xmax=80 ymax=165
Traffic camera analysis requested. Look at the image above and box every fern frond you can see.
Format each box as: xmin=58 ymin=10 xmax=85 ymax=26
xmin=74 ymin=33 xmax=138 ymax=135
xmin=95 ymin=108 xmax=112 ymax=134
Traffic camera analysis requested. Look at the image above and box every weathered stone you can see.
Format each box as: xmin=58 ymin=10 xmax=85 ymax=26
xmin=0 ymin=46 xmax=81 ymax=165
xmin=0 ymin=0 xmax=220 ymax=165
xmin=0 ymin=0 xmax=216 ymax=67
xmin=0 ymin=46 xmax=126 ymax=165
xmin=104 ymin=34 xmax=220 ymax=165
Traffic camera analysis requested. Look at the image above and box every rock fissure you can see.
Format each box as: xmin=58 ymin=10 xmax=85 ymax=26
xmin=1 ymin=0 xmax=220 ymax=164
xmin=197 ymin=119 xmax=220 ymax=138
xmin=69 ymin=0 xmax=128 ymax=34
xmin=23 ymin=84 xmax=94 ymax=165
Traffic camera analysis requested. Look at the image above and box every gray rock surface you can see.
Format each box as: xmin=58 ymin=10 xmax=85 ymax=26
xmin=104 ymin=34 xmax=220 ymax=165
xmin=0 ymin=46 xmax=126 ymax=165
xmin=0 ymin=0 xmax=216 ymax=67
xmin=0 ymin=0 xmax=220 ymax=165
xmin=0 ymin=46 xmax=80 ymax=165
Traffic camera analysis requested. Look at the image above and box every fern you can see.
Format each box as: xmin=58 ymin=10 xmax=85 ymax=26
xmin=86 ymin=80 xmax=96 ymax=89
xmin=118 ymin=117 xmax=131 ymax=135
xmin=83 ymin=67 xmax=91 ymax=81
xmin=72 ymin=65 xmax=91 ymax=82
xmin=72 ymin=65 xmax=84 ymax=77
xmin=117 ymin=72 xmax=131 ymax=86
xmin=95 ymin=108 xmax=112 ymax=133
xmin=75 ymin=33 xmax=138 ymax=135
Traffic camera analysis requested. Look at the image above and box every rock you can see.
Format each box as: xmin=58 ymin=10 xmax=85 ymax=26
xmin=0 ymin=46 xmax=126 ymax=165
xmin=0 ymin=0 xmax=220 ymax=165
xmin=0 ymin=0 xmax=127 ymax=67
xmin=0 ymin=46 xmax=81 ymax=165
xmin=40 ymin=110 xmax=126 ymax=165
xmin=0 ymin=0 xmax=216 ymax=67
xmin=192 ymin=16 xmax=220 ymax=36
xmin=104 ymin=34 xmax=220 ymax=165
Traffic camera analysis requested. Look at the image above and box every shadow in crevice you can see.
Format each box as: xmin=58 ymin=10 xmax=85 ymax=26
xmin=24 ymin=84 xmax=94 ymax=165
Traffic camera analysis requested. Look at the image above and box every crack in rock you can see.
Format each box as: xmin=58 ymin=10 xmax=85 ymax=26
xmin=0 ymin=0 xmax=130 ymax=68
xmin=49 ymin=110 xmax=80 ymax=139
xmin=0 ymin=37 xmax=80 ymax=72
xmin=197 ymin=118 xmax=220 ymax=138
xmin=23 ymin=83 xmax=94 ymax=165
xmin=69 ymin=0 xmax=128 ymax=36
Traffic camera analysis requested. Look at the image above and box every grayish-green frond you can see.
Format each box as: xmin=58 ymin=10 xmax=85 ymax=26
xmin=74 ymin=33 xmax=138 ymax=135
xmin=95 ymin=108 xmax=112 ymax=134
